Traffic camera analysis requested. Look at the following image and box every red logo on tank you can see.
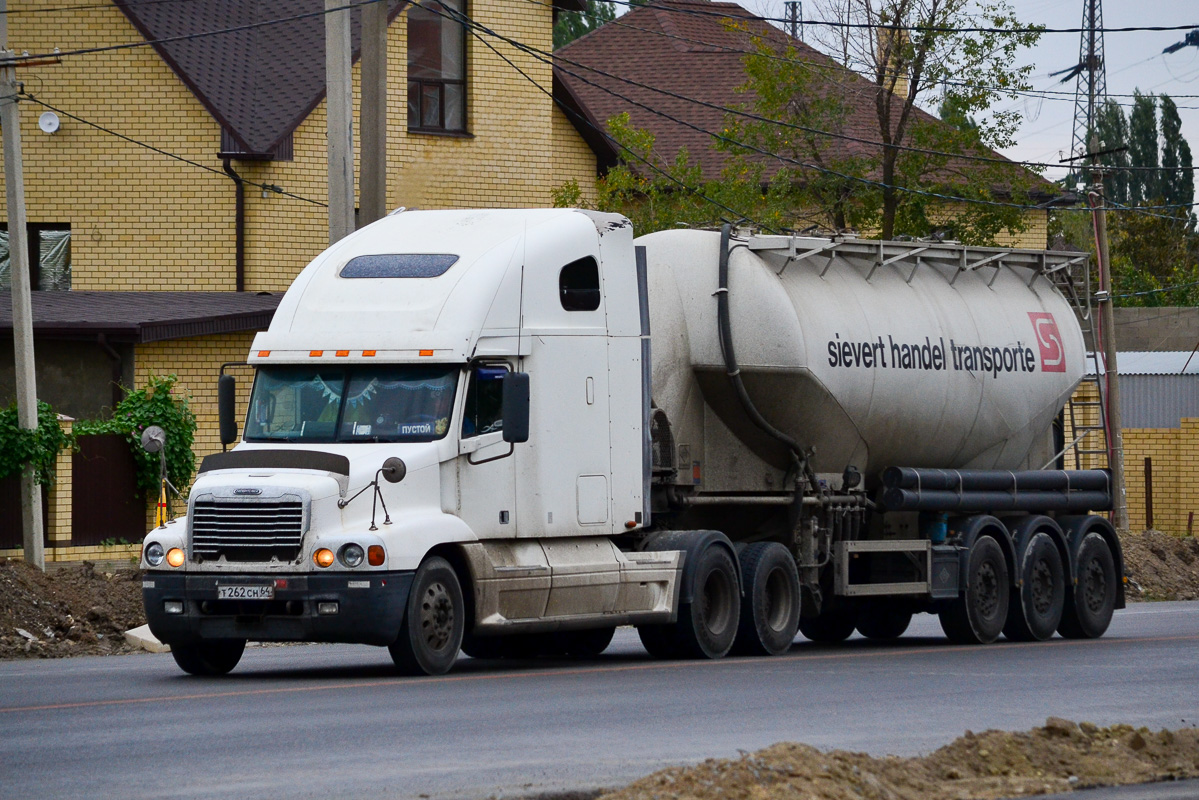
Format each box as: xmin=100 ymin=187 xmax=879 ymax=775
xmin=1028 ymin=312 xmax=1066 ymax=372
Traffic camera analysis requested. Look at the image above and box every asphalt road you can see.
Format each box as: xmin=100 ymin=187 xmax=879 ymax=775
xmin=1 ymin=602 xmax=1196 ymax=800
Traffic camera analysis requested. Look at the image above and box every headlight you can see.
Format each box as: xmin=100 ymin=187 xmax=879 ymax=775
xmin=166 ymin=548 xmax=186 ymax=568
xmin=314 ymin=548 xmax=335 ymax=568
xmin=339 ymin=543 xmax=365 ymax=568
xmin=145 ymin=542 xmax=165 ymax=567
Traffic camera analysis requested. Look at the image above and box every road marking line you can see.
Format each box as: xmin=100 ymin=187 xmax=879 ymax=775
xmin=3 ymin=632 xmax=1196 ymax=716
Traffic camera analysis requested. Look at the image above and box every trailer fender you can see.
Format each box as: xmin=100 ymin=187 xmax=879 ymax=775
xmin=1057 ymin=515 xmax=1126 ymax=609
xmin=951 ymin=515 xmax=1016 ymax=592
xmin=642 ymin=529 xmax=741 ymax=604
xmin=1002 ymin=515 xmax=1069 ymax=586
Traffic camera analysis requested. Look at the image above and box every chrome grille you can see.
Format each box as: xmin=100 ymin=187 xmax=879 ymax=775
xmin=191 ymin=500 xmax=305 ymax=562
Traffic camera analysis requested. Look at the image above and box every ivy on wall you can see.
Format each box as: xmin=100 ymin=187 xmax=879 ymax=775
xmin=0 ymin=400 xmax=71 ymax=485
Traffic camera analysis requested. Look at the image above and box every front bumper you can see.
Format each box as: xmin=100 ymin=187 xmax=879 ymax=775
xmin=143 ymin=570 xmax=415 ymax=646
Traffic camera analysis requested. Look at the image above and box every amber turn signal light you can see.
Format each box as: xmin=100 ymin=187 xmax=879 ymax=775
xmin=367 ymin=545 xmax=385 ymax=566
xmin=166 ymin=548 xmax=186 ymax=568
xmin=314 ymin=548 xmax=335 ymax=568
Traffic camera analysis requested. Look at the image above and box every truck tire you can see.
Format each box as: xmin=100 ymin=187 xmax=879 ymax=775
xmin=1004 ymin=531 xmax=1065 ymax=641
xmin=732 ymin=542 xmax=800 ymax=656
xmin=798 ymin=605 xmax=856 ymax=642
xmin=855 ymin=603 xmax=912 ymax=640
xmin=389 ymin=556 xmax=464 ymax=675
xmin=170 ymin=639 xmax=245 ymax=676
xmin=939 ymin=535 xmax=1009 ymax=644
xmin=1058 ymin=532 xmax=1117 ymax=639
xmin=637 ymin=623 xmax=681 ymax=659
xmin=563 ymin=627 xmax=617 ymax=657
xmin=675 ymin=543 xmax=740 ymax=658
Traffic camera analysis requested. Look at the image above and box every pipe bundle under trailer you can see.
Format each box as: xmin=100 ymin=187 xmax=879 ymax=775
xmin=140 ymin=209 xmax=1122 ymax=675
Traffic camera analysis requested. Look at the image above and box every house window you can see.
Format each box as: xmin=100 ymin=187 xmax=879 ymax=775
xmin=408 ymin=0 xmax=466 ymax=133
xmin=0 ymin=224 xmax=70 ymax=291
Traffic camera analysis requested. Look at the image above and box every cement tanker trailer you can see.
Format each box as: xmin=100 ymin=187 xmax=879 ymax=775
xmin=140 ymin=209 xmax=1120 ymax=676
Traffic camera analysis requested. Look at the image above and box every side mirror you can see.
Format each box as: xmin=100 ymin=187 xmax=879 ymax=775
xmin=218 ymin=374 xmax=238 ymax=446
xmin=380 ymin=456 xmax=407 ymax=483
xmin=501 ymin=372 xmax=530 ymax=443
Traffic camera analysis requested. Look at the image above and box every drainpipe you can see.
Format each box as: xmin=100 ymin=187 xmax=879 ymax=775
xmin=222 ymin=158 xmax=246 ymax=292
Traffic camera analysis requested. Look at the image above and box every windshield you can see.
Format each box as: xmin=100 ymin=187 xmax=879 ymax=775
xmin=244 ymin=365 xmax=458 ymax=443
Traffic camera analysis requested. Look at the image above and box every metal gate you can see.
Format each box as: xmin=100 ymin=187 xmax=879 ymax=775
xmin=71 ymin=434 xmax=145 ymax=546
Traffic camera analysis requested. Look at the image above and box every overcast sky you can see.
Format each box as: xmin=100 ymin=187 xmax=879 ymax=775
xmin=702 ymin=0 xmax=1199 ymax=190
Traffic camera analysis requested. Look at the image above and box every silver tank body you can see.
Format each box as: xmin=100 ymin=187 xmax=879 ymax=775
xmin=641 ymin=230 xmax=1086 ymax=480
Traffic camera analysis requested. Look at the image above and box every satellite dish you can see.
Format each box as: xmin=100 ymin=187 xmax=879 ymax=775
xmin=140 ymin=425 xmax=167 ymax=453
xmin=38 ymin=111 xmax=60 ymax=134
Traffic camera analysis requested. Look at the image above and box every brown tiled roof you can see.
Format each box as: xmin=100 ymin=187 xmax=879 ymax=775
xmin=114 ymin=1 xmax=405 ymax=156
xmin=555 ymin=0 xmax=1064 ymax=201
xmin=115 ymin=0 xmax=585 ymax=157
xmin=0 ymin=291 xmax=281 ymax=343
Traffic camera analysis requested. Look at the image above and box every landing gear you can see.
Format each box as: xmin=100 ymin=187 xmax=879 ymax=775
xmin=389 ymin=556 xmax=464 ymax=675
xmin=940 ymin=535 xmax=1009 ymax=644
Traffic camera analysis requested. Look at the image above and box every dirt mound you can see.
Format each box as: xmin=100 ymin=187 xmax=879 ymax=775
xmin=0 ymin=558 xmax=146 ymax=659
xmin=1121 ymin=531 xmax=1199 ymax=601
xmin=599 ymin=719 xmax=1199 ymax=800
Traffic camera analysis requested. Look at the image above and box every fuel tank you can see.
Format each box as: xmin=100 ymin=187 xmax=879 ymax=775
xmin=642 ymin=230 xmax=1086 ymax=480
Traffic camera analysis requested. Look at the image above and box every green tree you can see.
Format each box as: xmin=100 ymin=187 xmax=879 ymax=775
xmin=1127 ymin=90 xmax=1159 ymax=204
xmin=553 ymin=1 xmax=616 ymax=49
xmin=1093 ymin=99 xmax=1129 ymax=205
xmin=1160 ymin=94 xmax=1195 ymax=212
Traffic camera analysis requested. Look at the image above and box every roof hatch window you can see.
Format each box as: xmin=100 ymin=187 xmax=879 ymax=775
xmin=340 ymin=254 xmax=459 ymax=278
xmin=559 ymin=256 xmax=601 ymax=311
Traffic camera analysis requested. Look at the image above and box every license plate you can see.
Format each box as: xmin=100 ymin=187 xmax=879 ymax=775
xmin=217 ymin=584 xmax=275 ymax=600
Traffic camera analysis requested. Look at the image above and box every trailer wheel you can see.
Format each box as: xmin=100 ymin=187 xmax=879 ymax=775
xmin=1004 ymin=532 xmax=1065 ymax=641
xmin=855 ymin=603 xmax=912 ymax=640
xmin=798 ymin=605 xmax=856 ymax=643
xmin=389 ymin=556 xmax=464 ymax=675
xmin=732 ymin=542 xmax=800 ymax=656
xmin=939 ymin=535 xmax=1009 ymax=644
xmin=170 ymin=639 xmax=245 ymax=676
xmin=1058 ymin=532 xmax=1117 ymax=639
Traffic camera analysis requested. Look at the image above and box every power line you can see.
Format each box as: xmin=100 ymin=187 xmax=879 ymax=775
xmin=18 ymin=93 xmax=327 ymax=206
xmin=542 ymin=1 xmax=1199 ymax=114
xmin=548 ymin=40 xmax=1199 ymax=174
xmin=462 ymin=15 xmax=773 ymax=230
xmin=0 ymin=0 xmax=389 ymax=65
xmin=595 ymin=0 xmax=1197 ymax=36
xmin=453 ymin=7 xmax=1199 ymax=215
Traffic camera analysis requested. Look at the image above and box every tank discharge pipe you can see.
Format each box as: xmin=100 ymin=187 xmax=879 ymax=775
xmin=715 ymin=223 xmax=815 ymax=488
xmin=880 ymin=467 xmax=1112 ymax=513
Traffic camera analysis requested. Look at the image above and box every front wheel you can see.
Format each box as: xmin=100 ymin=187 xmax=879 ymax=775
xmin=389 ymin=556 xmax=465 ymax=675
xmin=171 ymin=639 xmax=245 ymax=676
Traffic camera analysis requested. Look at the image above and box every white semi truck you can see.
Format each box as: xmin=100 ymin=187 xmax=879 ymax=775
xmin=141 ymin=209 xmax=1123 ymax=676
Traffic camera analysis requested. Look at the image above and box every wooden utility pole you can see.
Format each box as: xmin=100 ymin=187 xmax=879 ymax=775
xmin=1089 ymin=138 xmax=1127 ymax=529
xmin=1 ymin=1 xmax=45 ymax=569
xmin=359 ymin=0 xmax=387 ymax=227
xmin=325 ymin=0 xmax=354 ymax=244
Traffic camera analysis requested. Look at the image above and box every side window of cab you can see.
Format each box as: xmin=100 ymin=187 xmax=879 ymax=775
xmin=559 ymin=256 xmax=600 ymax=311
xmin=462 ymin=365 xmax=506 ymax=438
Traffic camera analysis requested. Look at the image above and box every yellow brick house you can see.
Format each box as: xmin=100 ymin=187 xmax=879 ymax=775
xmin=0 ymin=0 xmax=600 ymax=561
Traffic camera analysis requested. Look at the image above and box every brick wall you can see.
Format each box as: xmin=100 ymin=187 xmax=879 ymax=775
xmin=0 ymin=1 xmax=594 ymax=294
